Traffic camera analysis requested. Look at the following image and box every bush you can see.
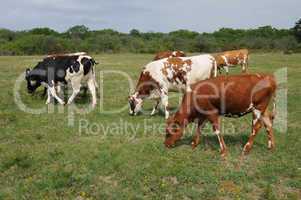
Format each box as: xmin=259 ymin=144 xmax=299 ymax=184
xmin=0 ymin=25 xmax=299 ymax=55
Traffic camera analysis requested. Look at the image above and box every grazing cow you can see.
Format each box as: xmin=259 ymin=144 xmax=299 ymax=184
xmin=38 ymin=52 xmax=91 ymax=97
xmin=164 ymin=74 xmax=276 ymax=157
xmin=212 ymin=49 xmax=249 ymax=74
xmin=25 ymin=53 xmax=98 ymax=107
xmin=153 ymin=50 xmax=186 ymax=61
xmin=128 ymin=54 xmax=216 ymax=119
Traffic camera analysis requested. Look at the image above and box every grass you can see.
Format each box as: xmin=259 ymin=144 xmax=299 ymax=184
xmin=0 ymin=53 xmax=300 ymax=199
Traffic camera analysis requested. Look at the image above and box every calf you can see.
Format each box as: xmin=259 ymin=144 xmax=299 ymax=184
xmin=164 ymin=74 xmax=276 ymax=157
xmin=25 ymin=54 xmax=98 ymax=107
xmin=153 ymin=50 xmax=186 ymax=61
xmin=212 ymin=49 xmax=249 ymax=74
xmin=129 ymin=54 xmax=216 ymax=119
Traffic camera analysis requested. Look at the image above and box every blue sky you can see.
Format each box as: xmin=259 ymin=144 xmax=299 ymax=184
xmin=1 ymin=0 xmax=300 ymax=33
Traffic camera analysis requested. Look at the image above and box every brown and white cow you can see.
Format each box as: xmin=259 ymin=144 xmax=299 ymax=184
xmin=212 ymin=49 xmax=249 ymax=74
xmin=129 ymin=54 xmax=216 ymax=119
xmin=153 ymin=50 xmax=186 ymax=61
xmin=164 ymin=74 xmax=276 ymax=157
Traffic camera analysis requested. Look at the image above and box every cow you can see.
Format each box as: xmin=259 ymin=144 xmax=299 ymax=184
xmin=153 ymin=50 xmax=186 ymax=61
xmin=212 ymin=49 xmax=249 ymax=74
xmin=164 ymin=74 xmax=276 ymax=157
xmin=37 ymin=52 xmax=90 ymax=97
xmin=128 ymin=54 xmax=216 ymax=119
xmin=25 ymin=53 xmax=98 ymax=107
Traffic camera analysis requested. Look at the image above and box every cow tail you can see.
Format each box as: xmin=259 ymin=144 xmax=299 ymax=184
xmin=271 ymin=91 xmax=276 ymax=122
xmin=270 ymin=75 xmax=277 ymax=122
xmin=213 ymin=59 xmax=218 ymax=77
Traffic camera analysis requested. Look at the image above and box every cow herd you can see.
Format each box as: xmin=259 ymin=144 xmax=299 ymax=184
xmin=25 ymin=49 xmax=277 ymax=157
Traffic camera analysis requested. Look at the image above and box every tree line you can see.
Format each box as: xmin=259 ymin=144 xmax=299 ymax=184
xmin=1 ymin=19 xmax=301 ymax=55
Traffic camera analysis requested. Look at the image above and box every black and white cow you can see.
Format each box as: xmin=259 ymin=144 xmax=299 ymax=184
xmin=25 ymin=53 xmax=98 ymax=107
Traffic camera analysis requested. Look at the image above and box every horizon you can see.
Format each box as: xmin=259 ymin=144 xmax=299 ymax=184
xmin=0 ymin=24 xmax=295 ymax=34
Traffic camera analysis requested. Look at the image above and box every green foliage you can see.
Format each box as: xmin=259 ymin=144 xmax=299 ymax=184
xmin=293 ymin=18 xmax=301 ymax=42
xmin=0 ymin=25 xmax=298 ymax=55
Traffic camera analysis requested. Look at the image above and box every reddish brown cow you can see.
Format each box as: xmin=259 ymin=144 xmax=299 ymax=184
xmin=153 ymin=50 xmax=186 ymax=61
xmin=164 ymin=74 xmax=276 ymax=157
xmin=212 ymin=49 xmax=249 ymax=74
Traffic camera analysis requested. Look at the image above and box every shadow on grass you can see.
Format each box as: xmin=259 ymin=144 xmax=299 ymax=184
xmin=172 ymin=134 xmax=253 ymax=150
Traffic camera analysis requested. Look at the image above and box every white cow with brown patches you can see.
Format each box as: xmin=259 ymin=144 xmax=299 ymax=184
xmin=212 ymin=49 xmax=249 ymax=74
xmin=128 ymin=54 xmax=216 ymax=119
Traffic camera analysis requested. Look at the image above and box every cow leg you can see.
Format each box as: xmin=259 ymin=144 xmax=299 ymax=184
xmin=161 ymin=94 xmax=169 ymax=119
xmin=191 ymin=117 xmax=206 ymax=149
xmin=56 ymin=84 xmax=64 ymax=99
xmin=150 ymin=100 xmax=160 ymax=116
xmin=261 ymin=110 xmax=275 ymax=150
xmin=224 ymin=66 xmax=229 ymax=75
xmin=243 ymin=109 xmax=263 ymax=154
xmin=67 ymin=77 xmax=82 ymax=105
xmin=42 ymin=87 xmax=47 ymax=97
xmin=48 ymin=85 xmax=65 ymax=105
xmin=208 ymin=115 xmax=227 ymax=157
xmin=242 ymin=56 xmax=248 ymax=73
xmin=46 ymin=88 xmax=51 ymax=104
xmin=87 ymin=77 xmax=97 ymax=107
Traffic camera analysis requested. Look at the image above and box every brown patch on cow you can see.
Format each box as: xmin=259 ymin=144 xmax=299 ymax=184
xmin=161 ymin=57 xmax=193 ymax=84
xmin=135 ymin=71 xmax=161 ymax=98
xmin=153 ymin=50 xmax=186 ymax=61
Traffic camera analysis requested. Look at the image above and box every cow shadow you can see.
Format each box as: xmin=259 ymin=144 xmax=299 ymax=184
xmin=143 ymin=106 xmax=179 ymax=117
xmin=173 ymin=134 xmax=251 ymax=150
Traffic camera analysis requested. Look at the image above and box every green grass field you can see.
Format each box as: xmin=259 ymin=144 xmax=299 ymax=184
xmin=0 ymin=53 xmax=300 ymax=199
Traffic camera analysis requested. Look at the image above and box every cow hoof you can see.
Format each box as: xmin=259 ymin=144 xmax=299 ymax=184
xmin=268 ymin=141 xmax=275 ymax=150
xmin=242 ymin=149 xmax=250 ymax=156
xmin=191 ymin=141 xmax=198 ymax=149
xmin=221 ymin=152 xmax=227 ymax=159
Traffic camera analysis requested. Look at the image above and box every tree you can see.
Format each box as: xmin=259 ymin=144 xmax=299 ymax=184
xmin=293 ymin=18 xmax=301 ymax=42
xmin=66 ymin=25 xmax=89 ymax=39
xmin=29 ymin=28 xmax=58 ymax=36
xmin=129 ymin=29 xmax=141 ymax=37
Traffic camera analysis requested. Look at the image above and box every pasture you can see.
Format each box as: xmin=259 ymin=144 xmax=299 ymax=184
xmin=0 ymin=53 xmax=300 ymax=199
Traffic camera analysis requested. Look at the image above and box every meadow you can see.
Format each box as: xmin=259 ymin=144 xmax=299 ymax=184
xmin=0 ymin=53 xmax=300 ymax=199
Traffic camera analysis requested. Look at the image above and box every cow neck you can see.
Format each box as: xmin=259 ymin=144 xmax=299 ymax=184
xmin=135 ymin=71 xmax=159 ymax=99
xmin=174 ymin=93 xmax=194 ymax=128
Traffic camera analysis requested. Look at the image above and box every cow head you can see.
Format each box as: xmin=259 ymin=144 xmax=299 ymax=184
xmin=164 ymin=117 xmax=184 ymax=148
xmin=25 ymin=68 xmax=41 ymax=93
xmin=128 ymin=93 xmax=143 ymax=115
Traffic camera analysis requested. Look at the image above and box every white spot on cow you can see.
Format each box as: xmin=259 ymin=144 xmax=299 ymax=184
xmin=253 ymin=109 xmax=261 ymax=125
xmin=221 ymin=55 xmax=229 ymax=66
xmin=30 ymin=80 xmax=36 ymax=85
xmin=247 ymin=103 xmax=254 ymax=111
